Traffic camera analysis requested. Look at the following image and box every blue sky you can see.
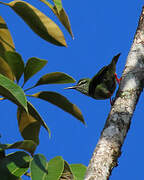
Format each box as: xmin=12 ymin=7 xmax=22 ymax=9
xmin=1 ymin=0 xmax=144 ymax=179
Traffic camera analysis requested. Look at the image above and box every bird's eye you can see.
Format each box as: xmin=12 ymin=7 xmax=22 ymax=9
xmin=78 ymin=80 xmax=87 ymax=85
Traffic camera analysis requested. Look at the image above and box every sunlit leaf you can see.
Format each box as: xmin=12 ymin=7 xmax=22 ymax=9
xmin=47 ymin=156 xmax=64 ymax=180
xmin=0 ymin=56 xmax=14 ymax=80
xmin=0 ymin=140 xmax=37 ymax=156
xmin=3 ymin=1 xmax=67 ymax=46
xmin=56 ymin=8 xmax=74 ymax=39
xmin=70 ymin=164 xmax=87 ymax=180
xmin=4 ymin=51 xmax=24 ymax=83
xmin=40 ymin=0 xmax=73 ymax=38
xmin=0 ymin=16 xmax=15 ymax=81
xmin=0 ymin=74 xmax=27 ymax=111
xmin=24 ymin=57 xmax=47 ymax=85
xmin=0 ymin=16 xmax=15 ymax=58
xmin=30 ymin=91 xmax=85 ymax=124
xmin=0 ymin=151 xmax=30 ymax=180
xmin=53 ymin=0 xmax=62 ymax=12
xmin=17 ymin=101 xmax=50 ymax=144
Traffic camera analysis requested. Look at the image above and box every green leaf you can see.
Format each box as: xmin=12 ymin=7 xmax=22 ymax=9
xmin=30 ymin=155 xmax=64 ymax=180
xmin=35 ymin=72 xmax=75 ymax=86
xmin=17 ymin=107 xmax=40 ymax=145
xmin=4 ymin=51 xmax=24 ymax=83
xmin=0 ymin=16 xmax=15 ymax=81
xmin=0 ymin=16 xmax=15 ymax=58
xmin=4 ymin=1 xmax=67 ymax=47
xmin=0 ymin=56 xmax=14 ymax=80
xmin=25 ymin=72 xmax=75 ymax=91
xmin=0 ymin=74 xmax=27 ymax=111
xmin=24 ymin=57 xmax=47 ymax=85
xmin=0 ymin=151 xmax=31 ymax=180
xmin=0 ymin=140 xmax=37 ymax=156
xmin=17 ymin=101 xmax=50 ymax=144
xmin=27 ymin=102 xmax=51 ymax=136
xmin=56 ymin=8 xmax=74 ymax=39
xmin=30 ymin=91 xmax=85 ymax=125
xmin=53 ymin=0 xmax=62 ymax=12
xmin=30 ymin=154 xmax=48 ymax=180
xmin=47 ymin=156 xmax=64 ymax=180
xmin=70 ymin=164 xmax=87 ymax=180
xmin=40 ymin=0 xmax=73 ymax=38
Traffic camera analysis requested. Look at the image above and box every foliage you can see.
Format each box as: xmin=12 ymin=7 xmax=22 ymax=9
xmin=0 ymin=0 xmax=86 ymax=179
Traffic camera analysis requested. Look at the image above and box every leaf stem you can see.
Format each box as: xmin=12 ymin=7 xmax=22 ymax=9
xmin=0 ymin=97 xmax=6 ymax=100
xmin=24 ymin=85 xmax=36 ymax=92
xmin=0 ymin=2 xmax=8 ymax=6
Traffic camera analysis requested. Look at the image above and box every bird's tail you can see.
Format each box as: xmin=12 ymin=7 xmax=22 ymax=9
xmin=111 ymin=53 xmax=121 ymax=65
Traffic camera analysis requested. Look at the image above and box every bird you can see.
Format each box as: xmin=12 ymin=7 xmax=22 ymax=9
xmin=65 ymin=53 xmax=121 ymax=104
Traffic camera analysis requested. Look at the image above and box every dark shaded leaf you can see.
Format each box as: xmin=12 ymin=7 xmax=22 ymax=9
xmin=24 ymin=57 xmax=47 ymax=85
xmin=27 ymin=102 xmax=51 ymax=136
xmin=35 ymin=72 xmax=75 ymax=86
xmin=30 ymin=154 xmax=48 ymax=180
xmin=4 ymin=1 xmax=67 ymax=46
xmin=0 ymin=16 xmax=15 ymax=58
xmin=17 ymin=101 xmax=50 ymax=144
xmin=4 ymin=51 xmax=24 ymax=83
xmin=30 ymin=155 xmax=64 ymax=180
xmin=0 ymin=140 xmax=37 ymax=156
xmin=70 ymin=164 xmax=87 ymax=180
xmin=0 ymin=151 xmax=30 ymax=180
xmin=17 ymin=107 xmax=41 ymax=145
xmin=30 ymin=91 xmax=85 ymax=124
xmin=0 ymin=149 xmax=5 ymax=160
xmin=0 ymin=74 xmax=27 ymax=111
xmin=0 ymin=56 xmax=14 ymax=80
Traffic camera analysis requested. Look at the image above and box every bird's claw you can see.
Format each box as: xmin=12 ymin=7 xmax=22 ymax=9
xmin=110 ymin=97 xmax=116 ymax=106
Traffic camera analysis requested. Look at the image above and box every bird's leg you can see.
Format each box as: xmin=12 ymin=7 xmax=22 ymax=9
xmin=110 ymin=97 xmax=112 ymax=105
xmin=114 ymin=73 xmax=122 ymax=84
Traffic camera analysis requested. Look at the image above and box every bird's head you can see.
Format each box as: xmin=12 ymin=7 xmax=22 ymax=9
xmin=65 ymin=78 xmax=91 ymax=95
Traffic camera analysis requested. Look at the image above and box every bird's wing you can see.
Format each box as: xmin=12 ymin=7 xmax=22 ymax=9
xmin=89 ymin=65 xmax=109 ymax=97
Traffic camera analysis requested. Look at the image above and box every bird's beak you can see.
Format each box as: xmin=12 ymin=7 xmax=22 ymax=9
xmin=64 ymin=86 xmax=76 ymax=90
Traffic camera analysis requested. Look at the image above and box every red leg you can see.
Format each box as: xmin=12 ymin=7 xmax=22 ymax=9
xmin=114 ymin=73 xmax=122 ymax=84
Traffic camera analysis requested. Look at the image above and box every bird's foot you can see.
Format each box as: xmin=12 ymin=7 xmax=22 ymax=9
xmin=114 ymin=73 xmax=122 ymax=84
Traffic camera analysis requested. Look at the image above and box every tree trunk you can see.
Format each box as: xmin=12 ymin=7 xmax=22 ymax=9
xmin=84 ymin=6 xmax=144 ymax=180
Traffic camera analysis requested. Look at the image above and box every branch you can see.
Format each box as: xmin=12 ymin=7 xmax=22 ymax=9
xmin=84 ymin=6 xmax=144 ymax=180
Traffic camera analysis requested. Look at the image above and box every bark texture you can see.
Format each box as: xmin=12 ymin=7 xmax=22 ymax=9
xmin=84 ymin=6 xmax=144 ymax=180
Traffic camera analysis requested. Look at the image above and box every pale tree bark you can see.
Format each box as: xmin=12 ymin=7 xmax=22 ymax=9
xmin=84 ymin=6 xmax=144 ymax=180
